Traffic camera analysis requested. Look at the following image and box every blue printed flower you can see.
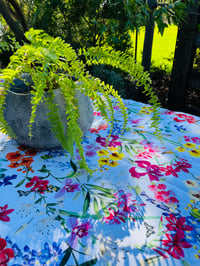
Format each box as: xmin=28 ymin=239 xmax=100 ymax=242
xmin=0 ymin=174 xmax=17 ymax=186
xmin=174 ymin=124 xmax=186 ymax=132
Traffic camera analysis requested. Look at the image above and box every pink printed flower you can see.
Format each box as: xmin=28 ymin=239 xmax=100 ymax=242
xmin=67 ymin=218 xmax=92 ymax=248
xmin=25 ymin=176 xmax=49 ymax=194
xmin=174 ymin=113 xmax=196 ymax=123
xmin=164 ymin=165 xmax=179 ymax=177
xmin=0 ymin=205 xmax=14 ymax=222
xmin=164 ymin=110 xmax=175 ymax=115
xmin=148 ymin=184 xmax=179 ymax=204
xmin=131 ymin=119 xmax=142 ymax=124
xmin=173 ymin=158 xmax=192 ymax=173
xmin=55 ymin=178 xmax=80 ymax=198
xmin=165 ymin=214 xmax=193 ymax=235
xmin=96 ymin=135 xmax=121 ymax=148
xmin=136 ymin=146 xmax=159 ymax=159
xmin=162 ymin=232 xmax=192 ymax=259
xmin=0 ymin=238 xmax=14 ymax=265
xmin=129 ymin=160 xmax=163 ymax=182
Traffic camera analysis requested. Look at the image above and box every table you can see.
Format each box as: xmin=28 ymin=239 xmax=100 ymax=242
xmin=1 ymin=97 xmax=200 ymax=266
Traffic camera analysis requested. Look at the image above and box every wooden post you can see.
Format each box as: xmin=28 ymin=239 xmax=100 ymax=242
xmin=167 ymin=0 xmax=199 ymax=111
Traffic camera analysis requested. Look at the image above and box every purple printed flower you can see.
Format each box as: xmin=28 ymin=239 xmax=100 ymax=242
xmin=55 ymin=178 xmax=80 ymax=198
xmin=96 ymin=135 xmax=121 ymax=148
xmin=67 ymin=218 xmax=92 ymax=248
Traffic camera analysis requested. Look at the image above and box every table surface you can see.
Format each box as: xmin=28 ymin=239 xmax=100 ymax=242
xmin=1 ymin=96 xmax=200 ymax=266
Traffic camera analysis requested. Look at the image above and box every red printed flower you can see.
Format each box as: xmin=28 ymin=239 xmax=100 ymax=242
xmin=166 ymin=214 xmax=193 ymax=234
xmin=129 ymin=160 xmax=163 ymax=182
xmin=25 ymin=176 xmax=49 ymax=194
xmin=0 ymin=205 xmax=14 ymax=222
xmin=174 ymin=113 xmax=196 ymax=124
xmin=173 ymin=158 xmax=192 ymax=173
xmin=163 ymin=165 xmax=179 ymax=177
xmin=0 ymin=237 xmax=14 ymax=265
xmin=162 ymin=232 xmax=192 ymax=259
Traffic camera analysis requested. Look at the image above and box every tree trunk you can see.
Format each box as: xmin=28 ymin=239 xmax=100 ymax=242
xmin=0 ymin=0 xmax=27 ymax=44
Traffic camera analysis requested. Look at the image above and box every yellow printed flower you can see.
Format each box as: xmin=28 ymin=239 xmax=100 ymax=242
xmin=97 ymin=150 xmax=109 ymax=156
xmin=109 ymin=161 xmax=119 ymax=167
xmin=184 ymin=142 xmax=196 ymax=149
xmin=109 ymin=152 xmax=125 ymax=161
xmin=108 ymin=147 xmax=118 ymax=152
xmin=139 ymin=106 xmax=153 ymax=115
xmin=175 ymin=146 xmax=186 ymax=152
xmin=188 ymin=148 xmax=200 ymax=157
xmin=98 ymin=157 xmax=110 ymax=167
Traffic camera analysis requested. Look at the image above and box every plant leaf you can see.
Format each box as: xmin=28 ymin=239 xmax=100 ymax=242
xmin=60 ymin=247 xmax=72 ymax=266
xmin=93 ymin=197 xmax=101 ymax=219
xmin=79 ymin=258 xmax=98 ymax=266
xmin=15 ymin=178 xmax=26 ymax=188
xmin=83 ymin=191 xmax=90 ymax=217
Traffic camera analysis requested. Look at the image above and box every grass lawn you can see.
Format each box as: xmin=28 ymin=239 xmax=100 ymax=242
xmin=130 ymin=25 xmax=178 ymax=73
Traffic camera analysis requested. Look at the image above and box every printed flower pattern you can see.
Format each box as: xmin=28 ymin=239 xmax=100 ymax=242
xmin=0 ymin=96 xmax=200 ymax=265
xmin=0 ymin=205 xmax=14 ymax=222
xmin=25 ymin=176 xmax=49 ymax=194
xmin=129 ymin=160 xmax=163 ymax=182
xmin=0 ymin=237 xmax=14 ymax=265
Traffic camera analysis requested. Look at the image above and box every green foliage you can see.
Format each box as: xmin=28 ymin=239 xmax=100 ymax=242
xmin=16 ymin=0 xmax=148 ymax=51
xmin=0 ymin=28 xmax=160 ymax=172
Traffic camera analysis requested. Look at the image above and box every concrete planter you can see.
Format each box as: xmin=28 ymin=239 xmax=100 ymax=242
xmin=4 ymin=89 xmax=94 ymax=149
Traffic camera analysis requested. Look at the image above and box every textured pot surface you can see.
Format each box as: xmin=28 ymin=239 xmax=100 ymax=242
xmin=4 ymin=89 xmax=94 ymax=149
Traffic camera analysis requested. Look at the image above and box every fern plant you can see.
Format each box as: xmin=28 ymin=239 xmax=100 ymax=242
xmin=0 ymin=28 xmax=160 ymax=172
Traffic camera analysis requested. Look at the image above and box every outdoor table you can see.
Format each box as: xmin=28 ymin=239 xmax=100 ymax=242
xmin=1 ymin=96 xmax=200 ymax=266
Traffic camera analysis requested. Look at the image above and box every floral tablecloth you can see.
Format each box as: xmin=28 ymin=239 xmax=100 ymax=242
xmin=1 ymin=96 xmax=200 ymax=266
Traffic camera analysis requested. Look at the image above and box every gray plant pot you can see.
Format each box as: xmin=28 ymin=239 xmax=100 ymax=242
xmin=4 ymin=89 xmax=94 ymax=149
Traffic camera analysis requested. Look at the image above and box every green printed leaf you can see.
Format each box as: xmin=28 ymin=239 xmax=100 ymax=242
xmin=134 ymin=185 xmax=142 ymax=195
xmin=100 ymin=200 xmax=110 ymax=216
xmin=15 ymin=178 xmax=26 ymax=188
xmin=93 ymin=197 xmax=101 ymax=219
xmin=181 ymin=259 xmax=191 ymax=266
xmin=118 ymin=145 xmax=122 ymax=153
xmin=79 ymin=258 xmax=98 ymax=266
xmin=0 ymin=168 xmax=7 ymax=173
xmin=86 ymin=184 xmax=114 ymax=194
xmin=34 ymin=198 xmax=42 ymax=204
xmin=0 ymin=173 xmax=5 ymax=179
xmin=60 ymin=247 xmax=72 ymax=266
xmin=70 ymin=159 xmax=78 ymax=173
xmin=0 ymin=158 xmax=7 ymax=162
xmin=98 ymin=192 xmax=115 ymax=198
xmin=59 ymin=209 xmax=81 ymax=218
xmin=40 ymin=154 xmax=53 ymax=160
xmin=158 ymin=219 xmax=163 ymax=231
xmin=38 ymin=164 xmax=50 ymax=173
xmin=73 ymin=191 xmax=81 ymax=201
xmin=125 ymin=145 xmax=134 ymax=157
xmin=83 ymin=191 xmax=90 ymax=217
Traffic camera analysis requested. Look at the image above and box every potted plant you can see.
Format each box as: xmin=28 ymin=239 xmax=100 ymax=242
xmin=0 ymin=28 xmax=159 ymax=172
